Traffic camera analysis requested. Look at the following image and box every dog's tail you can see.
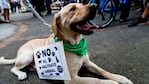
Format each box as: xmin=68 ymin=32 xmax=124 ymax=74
xmin=0 ymin=56 xmax=16 ymax=65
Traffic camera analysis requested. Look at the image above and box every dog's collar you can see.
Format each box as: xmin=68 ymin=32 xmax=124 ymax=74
xmin=54 ymin=37 xmax=87 ymax=56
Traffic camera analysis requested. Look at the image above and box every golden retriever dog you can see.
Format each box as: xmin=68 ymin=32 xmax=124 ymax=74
xmin=0 ymin=3 xmax=133 ymax=84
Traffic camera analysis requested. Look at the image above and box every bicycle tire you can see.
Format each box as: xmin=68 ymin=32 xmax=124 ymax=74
xmin=97 ymin=0 xmax=117 ymax=28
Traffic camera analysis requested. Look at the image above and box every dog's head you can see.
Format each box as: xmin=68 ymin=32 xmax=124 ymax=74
xmin=52 ymin=3 xmax=98 ymax=44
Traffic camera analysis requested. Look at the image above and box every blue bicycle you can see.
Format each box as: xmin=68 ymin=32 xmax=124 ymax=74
xmin=88 ymin=0 xmax=129 ymax=28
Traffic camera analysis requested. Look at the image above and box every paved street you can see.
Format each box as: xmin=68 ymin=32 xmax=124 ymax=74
xmin=0 ymin=23 xmax=17 ymax=40
xmin=0 ymin=9 xmax=149 ymax=84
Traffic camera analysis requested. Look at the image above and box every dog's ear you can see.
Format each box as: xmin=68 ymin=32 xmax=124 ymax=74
xmin=52 ymin=13 xmax=61 ymax=37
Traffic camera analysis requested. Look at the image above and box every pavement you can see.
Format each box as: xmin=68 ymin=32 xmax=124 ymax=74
xmin=0 ymin=9 xmax=149 ymax=84
xmin=0 ymin=23 xmax=18 ymax=40
xmin=0 ymin=12 xmax=32 ymax=41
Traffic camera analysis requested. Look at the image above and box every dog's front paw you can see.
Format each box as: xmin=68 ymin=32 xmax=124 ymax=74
xmin=110 ymin=74 xmax=133 ymax=84
xmin=18 ymin=72 xmax=27 ymax=80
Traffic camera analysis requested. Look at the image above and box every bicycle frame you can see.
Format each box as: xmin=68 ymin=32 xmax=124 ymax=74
xmin=99 ymin=0 xmax=118 ymax=12
xmin=88 ymin=0 xmax=129 ymax=28
xmin=99 ymin=0 xmax=129 ymax=12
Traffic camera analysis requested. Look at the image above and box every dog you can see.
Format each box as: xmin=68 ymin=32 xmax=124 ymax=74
xmin=0 ymin=3 xmax=133 ymax=84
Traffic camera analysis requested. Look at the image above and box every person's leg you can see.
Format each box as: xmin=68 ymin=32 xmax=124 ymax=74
xmin=128 ymin=2 xmax=149 ymax=27
xmin=141 ymin=3 xmax=149 ymax=18
xmin=10 ymin=2 xmax=14 ymax=13
xmin=119 ymin=0 xmax=131 ymax=22
xmin=33 ymin=0 xmax=42 ymax=16
xmin=4 ymin=8 xmax=10 ymax=22
xmin=13 ymin=2 xmax=17 ymax=13
xmin=46 ymin=0 xmax=51 ymax=15
xmin=46 ymin=0 xmax=52 ymax=15
xmin=3 ymin=9 xmax=7 ymax=21
xmin=6 ymin=9 xmax=10 ymax=21
xmin=34 ymin=0 xmax=45 ymax=16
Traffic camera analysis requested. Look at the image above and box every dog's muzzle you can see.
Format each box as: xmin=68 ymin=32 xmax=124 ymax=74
xmin=70 ymin=4 xmax=99 ymax=35
xmin=88 ymin=4 xmax=97 ymax=20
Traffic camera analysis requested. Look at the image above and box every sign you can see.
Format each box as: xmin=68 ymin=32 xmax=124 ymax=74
xmin=34 ymin=41 xmax=71 ymax=80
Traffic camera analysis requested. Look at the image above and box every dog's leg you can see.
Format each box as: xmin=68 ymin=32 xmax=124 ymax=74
xmin=11 ymin=67 xmax=27 ymax=80
xmin=64 ymin=76 xmax=118 ymax=84
xmin=11 ymin=49 xmax=34 ymax=80
xmin=83 ymin=55 xmax=133 ymax=84
xmin=64 ymin=52 xmax=118 ymax=84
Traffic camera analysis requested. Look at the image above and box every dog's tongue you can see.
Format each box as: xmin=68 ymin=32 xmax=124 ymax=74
xmin=80 ymin=21 xmax=98 ymax=30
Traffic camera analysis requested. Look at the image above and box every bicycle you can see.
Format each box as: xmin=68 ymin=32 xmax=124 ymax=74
xmin=88 ymin=0 xmax=129 ymax=28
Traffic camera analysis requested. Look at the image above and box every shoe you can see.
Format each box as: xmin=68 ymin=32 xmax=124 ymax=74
xmin=128 ymin=16 xmax=147 ymax=27
xmin=5 ymin=20 xmax=10 ymax=23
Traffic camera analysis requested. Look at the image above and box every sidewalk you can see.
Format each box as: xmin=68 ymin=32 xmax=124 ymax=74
xmin=0 ymin=10 xmax=59 ymax=41
xmin=0 ymin=23 xmax=18 ymax=40
xmin=0 ymin=12 xmax=34 ymax=41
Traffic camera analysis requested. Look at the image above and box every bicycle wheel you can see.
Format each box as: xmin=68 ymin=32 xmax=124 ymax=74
xmin=96 ymin=0 xmax=117 ymax=28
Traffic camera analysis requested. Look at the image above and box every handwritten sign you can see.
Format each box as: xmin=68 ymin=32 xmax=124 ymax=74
xmin=34 ymin=41 xmax=71 ymax=80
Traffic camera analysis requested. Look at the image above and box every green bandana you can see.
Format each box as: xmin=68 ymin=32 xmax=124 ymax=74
xmin=54 ymin=37 xmax=87 ymax=56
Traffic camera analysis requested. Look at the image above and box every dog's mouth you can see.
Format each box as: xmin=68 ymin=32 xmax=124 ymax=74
xmin=70 ymin=19 xmax=99 ymax=35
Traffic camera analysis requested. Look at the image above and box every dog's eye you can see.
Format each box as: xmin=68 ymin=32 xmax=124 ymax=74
xmin=70 ymin=7 xmax=76 ymax=11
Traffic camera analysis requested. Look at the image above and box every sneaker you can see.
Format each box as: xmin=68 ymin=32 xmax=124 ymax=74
xmin=5 ymin=20 xmax=10 ymax=23
xmin=128 ymin=16 xmax=148 ymax=27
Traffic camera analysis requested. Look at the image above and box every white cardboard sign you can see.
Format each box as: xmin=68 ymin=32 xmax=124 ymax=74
xmin=34 ymin=41 xmax=71 ymax=80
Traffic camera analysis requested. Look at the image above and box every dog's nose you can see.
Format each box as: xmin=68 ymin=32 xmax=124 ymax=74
xmin=88 ymin=4 xmax=97 ymax=20
xmin=89 ymin=4 xmax=97 ymax=13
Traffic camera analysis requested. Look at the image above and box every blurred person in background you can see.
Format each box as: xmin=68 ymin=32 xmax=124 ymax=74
xmin=10 ymin=0 xmax=17 ymax=13
xmin=30 ymin=0 xmax=46 ymax=16
xmin=0 ymin=0 xmax=10 ymax=22
xmin=0 ymin=5 xmax=5 ymax=23
xmin=45 ymin=0 xmax=52 ymax=15
xmin=10 ymin=0 xmax=22 ymax=13
xmin=113 ymin=0 xmax=131 ymax=22
xmin=16 ymin=0 xmax=22 ymax=13
xmin=128 ymin=1 xmax=149 ymax=27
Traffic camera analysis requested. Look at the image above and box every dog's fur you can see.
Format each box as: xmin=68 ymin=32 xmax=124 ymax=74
xmin=0 ymin=3 xmax=133 ymax=84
